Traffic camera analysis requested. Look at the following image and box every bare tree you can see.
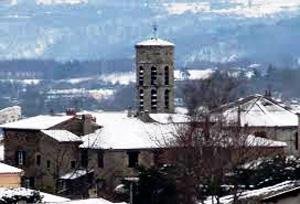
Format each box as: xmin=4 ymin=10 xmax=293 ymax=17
xmin=180 ymin=70 xmax=247 ymax=115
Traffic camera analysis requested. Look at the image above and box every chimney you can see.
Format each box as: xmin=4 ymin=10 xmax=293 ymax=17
xmin=66 ymin=108 xmax=76 ymax=116
xmin=82 ymin=114 xmax=99 ymax=135
xmin=264 ymin=89 xmax=272 ymax=98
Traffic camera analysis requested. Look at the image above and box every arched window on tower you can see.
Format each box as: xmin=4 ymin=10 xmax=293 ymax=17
xmin=151 ymin=66 xmax=157 ymax=86
xmin=139 ymin=89 xmax=144 ymax=111
xmin=139 ymin=66 xmax=144 ymax=86
xmin=164 ymin=66 xmax=169 ymax=85
xmin=151 ymin=89 xmax=157 ymax=111
xmin=295 ymin=132 xmax=299 ymax=150
xmin=164 ymin=89 xmax=170 ymax=109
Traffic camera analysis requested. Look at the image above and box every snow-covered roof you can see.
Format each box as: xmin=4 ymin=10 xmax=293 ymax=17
xmin=0 ymin=115 xmax=74 ymax=130
xmin=244 ymin=135 xmax=287 ymax=147
xmin=80 ymin=111 xmax=175 ymax=150
xmin=216 ymin=95 xmax=298 ymax=127
xmin=136 ymin=38 xmax=174 ymax=47
xmin=0 ymin=187 xmax=70 ymax=203
xmin=262 ymin=185 xmax=300 ymax=201
xmin=41 ymin=130 xmax=81 ymax=143
xmin=59 ymin=198 xmax=126 ymax=204
xmin=60 ymin=169 xmax=93 ymax=180
xmin=204 ymin=180 xmax=299 ymax=204
xmin=0 ymin=162 xmax=23 ymax=174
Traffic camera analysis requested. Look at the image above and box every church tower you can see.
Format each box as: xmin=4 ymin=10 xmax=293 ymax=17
xmin=135 ymin=37 xmax=175 ymax=113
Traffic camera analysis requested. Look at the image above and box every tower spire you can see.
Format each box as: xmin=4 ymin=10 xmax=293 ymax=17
xmin=152 ymin=23 xmax=158 ymax=39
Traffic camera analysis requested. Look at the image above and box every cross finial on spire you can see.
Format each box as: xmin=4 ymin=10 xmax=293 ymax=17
xmin=152 ymin=23 xmax=158 ymax=39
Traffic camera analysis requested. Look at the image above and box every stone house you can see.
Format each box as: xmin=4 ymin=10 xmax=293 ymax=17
xmin=1 ymin=114 xmax=99 ymax=193
xmin=213 ymin=94 xmax=300 ymax=156
xmin=75 ymin=111 xmax=287 ymax=196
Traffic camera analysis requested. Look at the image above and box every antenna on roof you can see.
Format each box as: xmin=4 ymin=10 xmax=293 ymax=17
xmin=152 ymin=23 xmax=158 ymax=40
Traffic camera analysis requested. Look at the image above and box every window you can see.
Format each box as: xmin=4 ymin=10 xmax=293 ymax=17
xmin=151 ymin=66 xmax=157 ymax=85
xmin=127 ymin=151 xmax=139 ymax=168
xmin=151 ymin=89 xmax=157 ymax=111
xmin=295 ymin=132 xmax=299 ymax=150
xmin=15 ymin=150 xmax=25 ymax=166
xmin=164 ymin=66 xmax=169 ymax=85
xmin=36 ymin=154 xmax=41 ymax=166
xmin=71 ymin=161 xmax=76 ymax=169
xmin=57 ymin=180 xmax=67 ymax=193
xmin=97 ymin=151 xmax=104 ymax=168
xmin=164 ymin=89 xmax=170 ymax=109
xmin=139 ymin=89 xmax=144 ymax=111
xmin=47 ymin=160 xmax=51 ymax=169
xmin=139 ymin=66 xmax=144 ymax=86
xmin=23 ymin=177 xmax=35 ymax=189
xmin=81 ymin=149 xmax=88 ymax=168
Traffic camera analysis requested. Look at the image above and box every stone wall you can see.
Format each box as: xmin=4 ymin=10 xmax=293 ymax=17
xmin=84 ymin=149 xmax=155 ymax=190
xmin=136 ymin=45 xmax=175 ymax=113
xmin=246 ymin=127 xmax=299 ymax=155
xmin=4 ymin=129 xmax=81 ymax=193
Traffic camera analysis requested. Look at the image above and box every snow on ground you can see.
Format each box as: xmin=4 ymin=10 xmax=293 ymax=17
xmin=204 ymin=180 xmax=299 ymax=204
xmin=58 ymin=198 xmax=126 ymax=204
xmin=0 ymin=79 xmax=41 ymax=85
xmin=36 ymin=0 xmax=88 ymax=5
xmin=99 ymin=72 xmax=135 ymax=85
xmin=92 ymin=69 xmax=215 ymax=86
xmin=0 ymin=187 xmax=70 ymax=203
xmin=164 ymin=0 xmax=300 ymax=18
xmin=56 ymin=69 xmax=215 ymax=86
xmin=174 ymin=69 xmax=214 ymax=81
xmin=40 ymin=191 xmax=71 ymax=203
xmin=149 ymin=113 xmax=190 ymax=124
xmin=58 ymin=77 xmax=92 ymax=84
xmin=47 ymin=88 xmax=115 ymax=100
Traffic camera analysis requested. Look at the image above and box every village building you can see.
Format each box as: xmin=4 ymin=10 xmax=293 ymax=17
xmin=0 ymin=37 xmax=290 ymax=201
xmin=136 ymin=38 xmax=175 ymax=113
xmin=213 ymin=94 xmax=300 ymax=155
xmin=1 ymin=114 xmax=99 ymax=193
xmin=0 ymin=162 xmax=23 ymax=188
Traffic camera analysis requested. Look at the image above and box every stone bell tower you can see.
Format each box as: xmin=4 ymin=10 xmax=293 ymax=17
xmin=135 ymin=37 xmax=175 ymax=113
